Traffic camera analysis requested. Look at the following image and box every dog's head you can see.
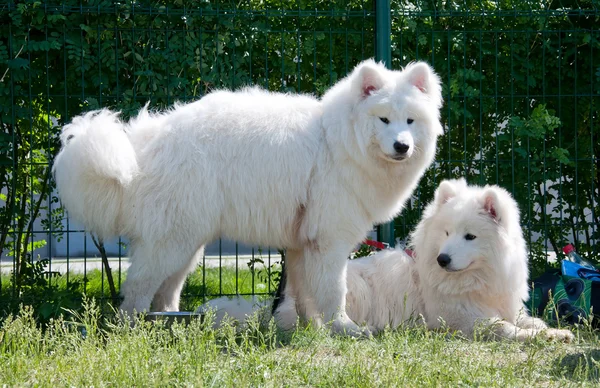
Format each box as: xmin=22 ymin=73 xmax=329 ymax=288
xmin=322 ymin=59 xmax=443 ymax=168
xmin=352 ymin=60 xmax=443 ymax=164
xmin=411 ymin=179 xmax=529 ymax=297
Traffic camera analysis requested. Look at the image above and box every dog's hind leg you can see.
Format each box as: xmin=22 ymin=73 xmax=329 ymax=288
xmin=273 ymin=249 xmax=315 ymax=330
xmin=271 ymin=253 xmax=297 ymax=331
xmin=119 ymin=239 xmax=199 ymax=316
xmin=151 ymin=246 xmax=205 ymax=311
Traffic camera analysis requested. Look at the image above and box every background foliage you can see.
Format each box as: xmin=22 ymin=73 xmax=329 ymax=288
xmin=0 ymin=0 xmax=598 ymax=318
xmin=390 ymin=0 xmax=600 ymax=276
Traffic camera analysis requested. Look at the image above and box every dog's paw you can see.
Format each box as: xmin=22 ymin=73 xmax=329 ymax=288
xmin=541 ymin=328 xmax=575 ymax=343
xmin=331 ymin=317 xmax=372 ymax=338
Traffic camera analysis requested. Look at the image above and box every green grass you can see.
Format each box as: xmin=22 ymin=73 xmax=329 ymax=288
xmin=1 ymin=267 xmax=599 ymax=386
xmin=0 ymin=300 xmax=599 ymax=387
xmin=1 ymin=266 xmax=277 ymax=318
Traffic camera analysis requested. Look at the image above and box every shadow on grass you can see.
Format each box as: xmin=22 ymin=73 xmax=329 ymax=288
xmin=555 ymin=338 xmax=600 ymax=382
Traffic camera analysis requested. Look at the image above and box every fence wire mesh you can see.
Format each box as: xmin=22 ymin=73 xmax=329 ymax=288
xmin=0 ymin=0 xmax=598 ymax=317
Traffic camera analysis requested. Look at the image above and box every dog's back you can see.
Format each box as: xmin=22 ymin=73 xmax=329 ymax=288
xmin=345 ymin=249 xmax=421 ymax=332
xmin=197 ymin=296 xmax=270 ymax=329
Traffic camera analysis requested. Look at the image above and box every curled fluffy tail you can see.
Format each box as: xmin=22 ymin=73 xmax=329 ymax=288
xmin=53 ymin=109 xmax=138 ymax=239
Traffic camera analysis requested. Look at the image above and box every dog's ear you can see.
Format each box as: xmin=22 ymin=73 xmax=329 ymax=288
xmin=352 ymin=60 xmax=386 ymax=98
xmin=404 ymin=62 xmax=443 ymax=109
xmin=481 ymin=188 xmax=500 ymax=221
xmin=434 ymin=179 xmax=462 ymax=206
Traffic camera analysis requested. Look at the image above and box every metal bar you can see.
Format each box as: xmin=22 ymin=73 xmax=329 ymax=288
xmin=375 ymin=0 xmax=394 ymax=247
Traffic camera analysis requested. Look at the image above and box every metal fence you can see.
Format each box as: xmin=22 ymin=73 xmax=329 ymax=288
xmin=0 ymin=0 xmax=598 ymax=316
xmin=390 ymin=1 xmax=600 ymax=275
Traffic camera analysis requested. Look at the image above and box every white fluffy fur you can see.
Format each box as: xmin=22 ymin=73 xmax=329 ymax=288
xmin=52 ymin=59 xmax=443 ymax=336
xmin=270 ymin=179 xmax=573 ymax=341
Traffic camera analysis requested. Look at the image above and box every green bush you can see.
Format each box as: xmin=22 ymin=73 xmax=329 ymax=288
xmin=1 ymin=0 xmax=598 ymax=319
xmin=390 ymin=0 xmax=600 ymax=274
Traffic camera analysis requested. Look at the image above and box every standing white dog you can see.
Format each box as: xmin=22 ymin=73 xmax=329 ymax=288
xmin=271 ymin=179 xmax=573 ymax=341
xmin=52 ymin=59 xmax=443 ymax=336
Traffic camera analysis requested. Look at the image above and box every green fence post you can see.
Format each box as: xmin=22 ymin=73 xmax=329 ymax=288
xmin=375 ymin=0 xmax=395 ymax=247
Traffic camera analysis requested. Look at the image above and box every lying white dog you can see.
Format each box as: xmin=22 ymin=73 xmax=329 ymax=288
xmin=208 ymin=179 xmax=574 ymax=342
xmin=53 ymin=59 xmax=444 ymax=336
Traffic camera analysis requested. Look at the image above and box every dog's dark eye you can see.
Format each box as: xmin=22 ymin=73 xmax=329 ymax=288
xmin=465 ymin=233 xmax=477 ymax=241
xmin=407 ymin=118 xmax=414 ymax=124
xmin=445 ymin=231 xmax=449 ymax=236
xmin=66 ymin=134 xmax=75 ymax=142
xmin=379 ymin=117 xmax=390 ymax=124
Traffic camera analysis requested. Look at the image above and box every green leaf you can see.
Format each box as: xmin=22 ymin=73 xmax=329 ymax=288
xmin=6 ymin=58 xmax=29 ymax=69
xmin=38 ymin=302 xmax=55 ymax=319
xmin=551 ymin=148 xmax=572 ymax=165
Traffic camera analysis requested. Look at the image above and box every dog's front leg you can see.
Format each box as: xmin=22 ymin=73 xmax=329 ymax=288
xmin=272 ymin=248 xmax=317 ymax=331
xmin=474 ymin=318 xmax=573 ymax=342
xmin=485 ymin=319 xmax=540 ymax=341
xmin=301 ymin=241 xmax=371 ymax=337
xmin=515 ymin=315 xmax=575 ymax=342
xmin=467 ymin=318 xmax=531 ymax=341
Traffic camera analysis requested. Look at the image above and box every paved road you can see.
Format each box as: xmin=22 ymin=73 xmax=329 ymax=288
xmin=0 ymin=254 xmax=282 ymax=275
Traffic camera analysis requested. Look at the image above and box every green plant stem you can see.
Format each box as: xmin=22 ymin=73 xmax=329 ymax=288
xmin=91 ymin=234 xmax=118 ymax=302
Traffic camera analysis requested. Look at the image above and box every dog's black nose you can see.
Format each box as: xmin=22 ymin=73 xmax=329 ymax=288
xmin=393 ymin=141 xmax=410 ymax=154
xmin=437 ymin=254 xmax=452 ymax=268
